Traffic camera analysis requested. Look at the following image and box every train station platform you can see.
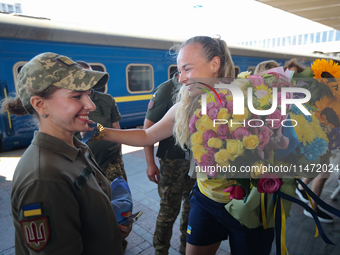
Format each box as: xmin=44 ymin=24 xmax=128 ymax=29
xmin=1 ymin=145 xmax=340 ymax=255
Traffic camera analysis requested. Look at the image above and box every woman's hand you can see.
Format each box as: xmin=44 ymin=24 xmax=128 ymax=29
xmin=80 ymin=120 xmax=95 ymax=139
xmin=119 ymin=211 xmax=133 ymax=239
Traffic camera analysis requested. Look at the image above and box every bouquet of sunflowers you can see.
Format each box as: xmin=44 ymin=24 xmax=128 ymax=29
xmin=293 ymin=59 xmax=340 ymax=151
xmin=189 ymin=67 xmax=329 ymax=199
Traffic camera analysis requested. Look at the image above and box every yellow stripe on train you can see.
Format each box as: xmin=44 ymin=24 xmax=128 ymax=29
xmin=114 ymin=94 xmax=152 ymax=103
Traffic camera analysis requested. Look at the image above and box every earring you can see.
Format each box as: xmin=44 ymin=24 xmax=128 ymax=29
xmin=42 ymin=114 xmax=47 ymax=118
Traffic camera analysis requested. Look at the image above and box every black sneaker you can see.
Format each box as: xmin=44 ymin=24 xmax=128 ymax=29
xmin=296 ymin=187 xmax=309 ymax=204
xmin=303 ymin=208 xmax=334 ymax=224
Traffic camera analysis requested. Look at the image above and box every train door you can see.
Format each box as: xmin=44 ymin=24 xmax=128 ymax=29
xmin=0 ymin=80 xmax=15 ymax=151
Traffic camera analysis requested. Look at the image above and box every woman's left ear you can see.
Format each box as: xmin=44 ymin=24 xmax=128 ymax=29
xmin=211 ymin=56 xmax=221 ymax=74
xmin=30 ymin=96 xmax=46 ymax=116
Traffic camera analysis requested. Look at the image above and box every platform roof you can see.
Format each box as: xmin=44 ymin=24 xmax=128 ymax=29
xmin=256 ymin=0 xmax=340 ymax=30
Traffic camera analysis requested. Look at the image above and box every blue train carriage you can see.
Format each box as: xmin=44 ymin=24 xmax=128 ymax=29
xmin=0 ymin=13 xmax=180 ymax=151
xmin=0 ymin=13 xmax=326 ymax=152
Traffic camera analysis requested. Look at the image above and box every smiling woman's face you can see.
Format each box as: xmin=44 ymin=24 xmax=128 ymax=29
xmin=177 ymin=43 xmax=218 ymax=98
xmin=43 ymin=88 xmax=96 ymax=137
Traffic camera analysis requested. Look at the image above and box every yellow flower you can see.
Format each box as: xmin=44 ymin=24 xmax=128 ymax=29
xmin=243 ymin=135 xmax=260 ymax=149
xmin=199 ymin=115 xmax=214 ymax=131
xmin=311 ymin=59 xmax=340 ymax=100
xmin=237 ymin=71 xmax=251 ymax=79
xmin=226 ymin=94 xmax=233 ymax=101
xmin=228 ymin=120 xmax=243 ymax=132
xmin=226 ymin=140 xmax=244 ymax=158
xmin=207 ymin=96 xmax=214 ymax=104
xmin=194 ymin=109 xmax=202 ymax=118
xmin=291 ymin=113 xmax=315 ymax=145
xmin=232 ymin=107 xmax=249 ymax=121
xmin=191 ymin=131 xmax=203 ymax=145
xmin=250 ymin=162 xmax=268 ymax=179
xmin=219 ymin=90 xmax=229 ymax=96
xmin=291 ymin=112 xmax=329 ymax=146
xmin=212 ymin=123 xmax=220 ymax=133
xmin=195 ymin=119 xmax=202 ymax=131
xmin=208 ymin=137 xmax=223 ymax=148
xmin=217 ymin=108 xmax=230 ymax=120
xmin=191 ymin=145 xmax=208 ymax=163
xmin=214 ymin=149 xmax=230 ymax=164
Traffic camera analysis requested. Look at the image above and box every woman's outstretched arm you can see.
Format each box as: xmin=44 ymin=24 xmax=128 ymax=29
xmin=102 ymin=103 xmax=178 ymax=147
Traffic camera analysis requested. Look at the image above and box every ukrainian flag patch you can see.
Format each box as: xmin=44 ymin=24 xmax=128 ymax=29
xmin=187 ymin=225 xmax=191 ymax=235
xmin=23 ymin=204 xmax=42 ymax=217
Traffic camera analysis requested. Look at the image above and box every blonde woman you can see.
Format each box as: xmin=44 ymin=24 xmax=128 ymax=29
xmin=93 ymin=36 xmax=274 ymax=255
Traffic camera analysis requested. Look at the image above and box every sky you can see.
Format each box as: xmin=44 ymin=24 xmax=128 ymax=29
xmin=15 ymin=0 xmax=332 ymax=44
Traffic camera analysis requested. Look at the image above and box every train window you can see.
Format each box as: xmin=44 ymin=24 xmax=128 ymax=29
xmin=126 ymin=64 xmax=154 ymax=94
xmin=247 ymin=66 xmax=256 ymax=75
xmin=89 ymin=63 xmax=108 ymax=93
xmin=168 ymin=65 xmax=178 ymax=80
xmin=234 ymin=66 xmax=240 ymax=78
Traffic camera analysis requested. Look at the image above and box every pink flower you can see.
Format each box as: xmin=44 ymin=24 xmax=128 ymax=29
xmin=226 ymin=100 xmax=233 ymax=113
xmin=200 ymin=153 xmax=215 ymax=167
xmin=257 ymin=174 xmax=283 ymax=194
xmin=189 ymin=115 xmax=198 ymax=133
xmin=224 ymin=185 xmax=246 ymax=200
xmin=257 ymin=126 xmax=274 ymax=151
xmin=217 ymin=124 xmax=230 ymax=139
xmin=203 ymin=130 xmax=217 ymax=142
xmin=215 ymin=98 xmax=227 ymax=110
xmin=266 ymin=109 xmax=286 ymax=129
xmin=248 ymin=75 xmax=264 ymax=88
xmin=207 ymin=106 xmax=219 ymax=120
xmin=207 ymin=101 xmax=216 ymax=110
xmin=232 ymin=127 xmax=251 ymax=140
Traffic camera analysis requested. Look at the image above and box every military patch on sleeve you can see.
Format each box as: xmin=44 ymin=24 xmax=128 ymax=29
xmin=20 ymin=204 xmax=50 ymax=251
xmin=148 ymin=99 xmax=155 ymax=109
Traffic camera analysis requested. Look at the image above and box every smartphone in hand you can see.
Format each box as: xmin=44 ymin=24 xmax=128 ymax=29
xmin=123 ymin=211 xmax=143 ymax=226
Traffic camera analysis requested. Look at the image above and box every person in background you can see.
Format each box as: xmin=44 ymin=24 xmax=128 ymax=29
xmin=254 ymin=60 xmax=279 ymax=74
xmin=284 ymin=59 xmax=333 ymax=223
xmin=87 ymin=36 xmax=278 ymax=255
xmin=2 ymin=53 xmax=131 ymax=254
xmin=76 ymin=61 xmax=127 ymax=182
xmin=144 ymin=73 xmax=196 ymax=255
xmin=283 ymin=58 xmax=306 ymax=73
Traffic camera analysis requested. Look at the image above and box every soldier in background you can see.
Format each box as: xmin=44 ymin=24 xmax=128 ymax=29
xmin=76 ymin=61 xmax=127 ymax=182
xmin=143 ymin=74 xmax=196 ymax=255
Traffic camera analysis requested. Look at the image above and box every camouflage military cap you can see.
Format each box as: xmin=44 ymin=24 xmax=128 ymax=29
xmin=17 ymin=52 xmax=109 ymax=107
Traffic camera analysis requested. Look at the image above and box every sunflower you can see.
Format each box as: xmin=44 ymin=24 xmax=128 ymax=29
xmin=314 ymin=95 xmax=340 ymax=128
xmin=311 ymin=59 xmax=340 ymax=100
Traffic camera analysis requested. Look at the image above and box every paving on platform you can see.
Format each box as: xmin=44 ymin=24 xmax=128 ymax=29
xmin=1 ymin=145 xmax=340 ymax=255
